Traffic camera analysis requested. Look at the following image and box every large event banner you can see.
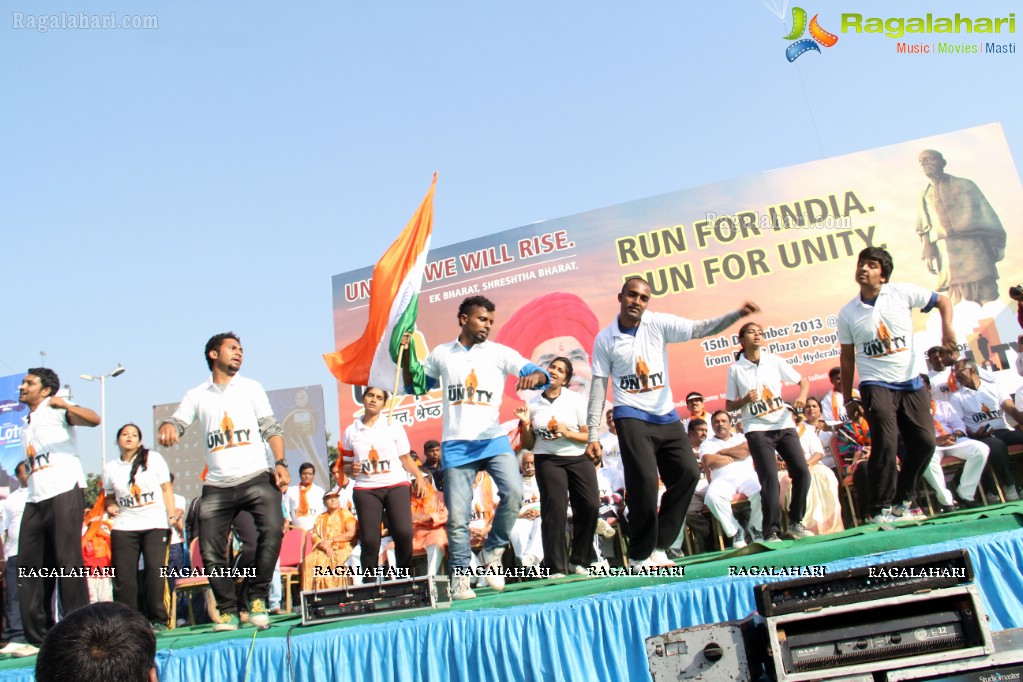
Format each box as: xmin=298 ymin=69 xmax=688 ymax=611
xmin=0 ymin=373 xmax=28 ymax=489
xmin=330 ymin=124 xmax=1023 ymax=448
xmin=153 ymin=384 xmax=330 ymax=502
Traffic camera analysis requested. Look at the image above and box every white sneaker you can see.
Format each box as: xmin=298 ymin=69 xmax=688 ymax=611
xmin=1005 ymin=486 xmax=1021 ymax=502
xmin=595 ymin=518 xmax=616 ymax=538
xmin=549 ymin=572 xmax=566 ymax=579
xmin=648 ymin=550 xmax=674 ymax=567
xmin=627 ymin=556 xmax=658 ymax=571
xmin=520 ymin=553 xmax=540 ymax=567
xmin=480 ymin=546 xmax=506 ymax=591
xmin=0 ymin=641 xmax=26 ymax=655
xmin=451 ymin=575 xmax=477 ymax=600
xmin=731 ymin=527 xmax=747 ymax=549
xmin=11 ymin=643 xmax=39 ymax=658
xmin=568 ymin=564 xmax=589 ymax=575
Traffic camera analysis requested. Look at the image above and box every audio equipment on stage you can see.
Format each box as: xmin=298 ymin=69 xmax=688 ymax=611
xmin=300 ymin=576 xmax=450 ymax=625
xmin=765 ymin=584 xmax=992 ymax=682
xmin=754 ymin=549 xmax=973 ymax=617
xmin=646 ymin=618 xmax=765 ymax=681
xmin=884 ymin=626 xmax=1023 ymax=681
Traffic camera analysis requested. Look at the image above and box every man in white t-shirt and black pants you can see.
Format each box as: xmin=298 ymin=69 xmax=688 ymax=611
xmin=584 ymin=277 xmax=758 ymax=567
xmin=158 ymin=332 xmax=290 ymax=631
xmin=838 ymin=247 xmax=956 ymax=524
xmin=14 ymin=367 xmax=100 ymax=657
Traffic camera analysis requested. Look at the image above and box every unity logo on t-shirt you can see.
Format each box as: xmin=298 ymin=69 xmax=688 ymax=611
xmin=359 ymin=446 xmax=393 ymax=476
xmin=862 ymin=321 xmax=908 ymax=358
xmin=534 ymin=416 xmax=562 ymax=441
xmin=968 ymin=403 xmax=1003 ymax=426
xmin=470 ymin=501 xmax=486 ymax=523
xmin=749 ymin=386 xmax=785 ymax=416
xmin=25 ymin=443 xmax=51 ymax=474
xmin=118 ymin=485 xmax=157 ymax=509
xmin=446 ymin=367 xmax=496 ymax=406
xmin=619 ymin=355 xmax=665 ymax=394
xmin=207 ymin=411 xmax=254 ymax=452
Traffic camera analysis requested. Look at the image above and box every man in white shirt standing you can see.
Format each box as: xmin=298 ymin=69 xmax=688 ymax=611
xmin=838 ymin=247 xmax=956 ymax=524
xmin=0 ymin=462 xmax=30 ymax=654
xmin=14 ymin=367 xmax=100 ymax=657
xmin=158 ymin=332 xmax=290 ymax=631
xmin=585 ymin=277 xmax=757 ymax=567
xmin=286 ymin=463 xmax=325 ymax=531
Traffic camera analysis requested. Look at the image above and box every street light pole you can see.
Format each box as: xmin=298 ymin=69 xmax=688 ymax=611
xmin=80 ymin=364 xmax=126 ymax=470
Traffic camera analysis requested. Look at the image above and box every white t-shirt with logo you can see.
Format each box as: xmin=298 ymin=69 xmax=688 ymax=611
xmin=423 ymin=340 xmax=531 ymax=443
xmin=820 ymin=390 xmax=847 ymax=422
xmin=286 ymin=484 xmax=326 ymax=530
xmin=528 ymin=389 xmax=588 ymax=457
xmin=169 ymin=374 xmax=277 ymax=484
xmin=103 ymin=450 xmax=171 ymax=532
xmin=726 ymin=353 xmax=800 ymax=432
xmin=341 ymin=418 xmax=412 ymax=489
xmin=592 ymin=311 xmax=696 ymax=416
xmin=22 ymin=398 xmax=87 ymax=503
xmin=950 ymin=384 xmax=1008 ymax=434
xmin=837 ymin=283 xmax=934 ymax=384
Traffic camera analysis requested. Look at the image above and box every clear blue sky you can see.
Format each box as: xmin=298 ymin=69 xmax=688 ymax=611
xmin=3 ymin=1 xmax=1021 ymax=476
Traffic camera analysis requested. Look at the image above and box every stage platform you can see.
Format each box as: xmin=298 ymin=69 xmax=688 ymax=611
xmin=3 ymin=503 xmax=1023 ymax=681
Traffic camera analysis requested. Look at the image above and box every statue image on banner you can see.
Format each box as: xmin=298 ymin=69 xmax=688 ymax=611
xmin=915 ymin=149 xmax=1007 ymax=305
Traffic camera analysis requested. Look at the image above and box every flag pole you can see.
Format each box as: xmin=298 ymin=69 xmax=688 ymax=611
xmin=388 ymin=342 xmax=405 ymax=426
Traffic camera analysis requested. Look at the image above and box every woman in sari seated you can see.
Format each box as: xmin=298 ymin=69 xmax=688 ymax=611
xmin=411 ymin=471 xmax=448 ymax=576
xmin=302 ymin=488 xmax=358 ymax=591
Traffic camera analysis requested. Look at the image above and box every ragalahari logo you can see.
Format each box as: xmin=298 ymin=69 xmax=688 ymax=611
xmin=784 ymin=7 xmax=839 ymax=61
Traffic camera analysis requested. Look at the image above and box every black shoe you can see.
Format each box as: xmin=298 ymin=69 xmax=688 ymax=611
xmin=938 ymin=503 xmax=957 ymax=514
xmin=954 ymin=493 xmax=979 ymax=509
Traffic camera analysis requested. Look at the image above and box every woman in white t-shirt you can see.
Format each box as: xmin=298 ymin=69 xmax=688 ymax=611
xmin=725 ymin=322 xmax=812 ymax=542
xmin=515 ymin=357 xmax=599 ymax=576
xmin=340 ymin=387 xmax=427 ymax=578
xmin=102 ymin=424 xmax=177 ymax=630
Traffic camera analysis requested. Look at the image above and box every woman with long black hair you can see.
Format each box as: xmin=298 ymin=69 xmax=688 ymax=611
xmin=516 ymin=356 xmax=600 ymax=576
xmin=102 ymin=424 xmax=177 ymax=629
xmin=340 ymin=386 xmax=427 ymax=578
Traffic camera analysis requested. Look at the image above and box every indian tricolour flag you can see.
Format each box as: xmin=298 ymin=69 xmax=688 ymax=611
xmin=324 ymin=173 xmax=435 ymax=395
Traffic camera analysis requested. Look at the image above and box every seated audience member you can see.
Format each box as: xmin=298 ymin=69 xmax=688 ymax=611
xmin=301 ymin=489 xmax=358 ymax=591
xmin=411 ymin=471 xmax=448 ymax=576
xmin=668 ymin=418 xmax=713 ymax=557
xmin=820 ymin=367 xmax=848 ymax=422
xmin=950 ymin=359 xmax=1022 ymax=501
xmin=779 ymin=409 xmax=844 ymax=535
xmin=834 ymin=417 xmax=872 ymax=520
xmin=509 ymin=451 xmax=544 ymax=569
xmin=82 ymin=497 xmax=114 ymax=603
xmin=286 ymin=463 xmax=325 ymax=532
xmin=598 ymin=408 xmax=624 ymax=484
xmin=422 ymin=440 xmax=444 ymax=493
xmin=35 ymin=601 xmax=157 ymax=682
xmin=468 ymin=471 xmax=499 ymax=584
xmin=920 ymin=374 xmax=989 ymax=511
xmin=700 ymin=411 xmax=763 ymax=547
xmin=333 ymin=468 xmax=364 ymax=585
xmin=801 ymin=397 xmax=835 ymax=467
xmin=681 ymin=391 xmax=709 ymax=430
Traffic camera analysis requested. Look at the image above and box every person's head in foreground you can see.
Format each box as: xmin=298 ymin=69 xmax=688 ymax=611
xmin=36 ymin=601 xmax=158 ymax=682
